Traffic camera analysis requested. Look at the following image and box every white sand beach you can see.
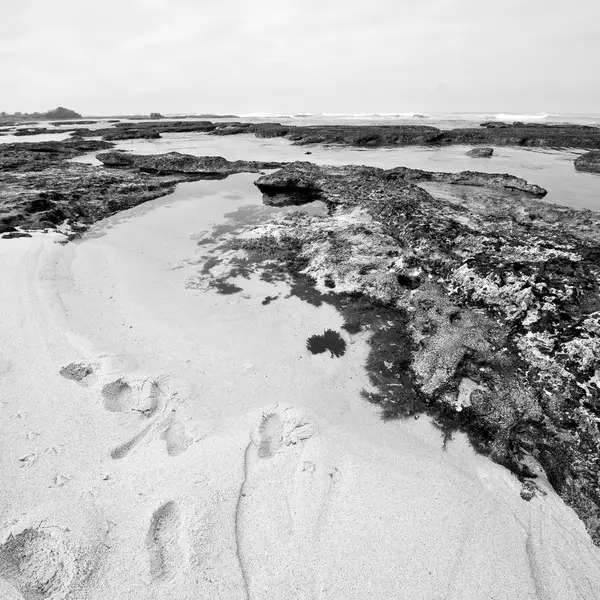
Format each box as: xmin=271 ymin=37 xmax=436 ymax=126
xmin=1 ymin=173 xmax=600 ymax=600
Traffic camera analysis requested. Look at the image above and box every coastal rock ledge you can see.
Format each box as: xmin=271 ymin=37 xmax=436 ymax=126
xmin=207 ymin=161 xmax=600 ymax=543
xmin=575 ymin=151 xmax=600 ymax=173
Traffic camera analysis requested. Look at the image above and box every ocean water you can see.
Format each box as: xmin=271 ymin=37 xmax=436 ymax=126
xmin=227 ymin=111 xmax=600 ymax=130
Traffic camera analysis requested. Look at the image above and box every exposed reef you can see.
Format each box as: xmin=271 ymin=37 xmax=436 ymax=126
xmin=0 ymin=140 xmax=113 ymax=172
xmin=97 ymin=151 xmax=285 ymax=177
xmin=254 ymin=162 xmax=548 ymax=201
xmin=71 ymin=120 xmax=220 ymax=141
xmin=467 ymin=147 xmax=494 ymax=158
xmin=0 ymin=145 xmax=285 ymax=234
xmin=64 ymin=119 xmax=600 ymax=149
xmin=575 ymin=151 xmax=600 ymax=174
xmin=199 ymin=161 xmax=600 ymax=544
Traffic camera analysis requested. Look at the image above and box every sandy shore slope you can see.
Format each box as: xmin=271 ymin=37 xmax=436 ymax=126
xmin=2 ymin=180 xmax=600 ymax=599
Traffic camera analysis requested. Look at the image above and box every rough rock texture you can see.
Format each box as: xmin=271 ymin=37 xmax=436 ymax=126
xmin=442 ymin=124 xmax=600 ymax=149
xmin=283 ymin=125 xmax=443 ymax=146
xmin=255 ymin=162 xmax=548 ymax=199
xmin=0 ymin=145 xmax=284 ymax=234
xmin=0 ymin=140 xmax=113 ymax=172
xmin=101 ymin=129 xmax=162 ymax=141
xmin=467 ymin=147 xmax=494 ymax=157
xmin=67 ymin=119 xmax=600 ymax=149
xmin=51 ymin=120 xmax=99 ymax=126
xmin=97 ymin=151 xmax=285 ymax=177
xmin=204 ymin=161 xmax=600 ymax=543
xmin=72 ymin=120 xmax=219 ymax=141
xmin=0 ymin=162 xmax=179 ymax=234
xmin=575 ymin=151 xmax=600 ymax=174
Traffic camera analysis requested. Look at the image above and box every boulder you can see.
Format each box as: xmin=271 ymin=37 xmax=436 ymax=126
xmin=574 ymin=151 xmax=600 ymax=173
xmin=466 ymin=147 xmax=494 ymax=158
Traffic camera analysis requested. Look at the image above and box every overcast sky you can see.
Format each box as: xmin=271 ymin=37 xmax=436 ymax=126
xmin=2 ymin=0 xmax=598 ymax=115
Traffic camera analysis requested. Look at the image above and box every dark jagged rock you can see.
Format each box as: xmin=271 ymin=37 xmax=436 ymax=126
xmin=50 ymin=120 xmax=99 ymax=126
xmin=385 ymin=166 xmax=547 ymax=196
xmin=64 ymin=118 xmax=600 ymax=149
xmin=255 ymin=162 xmax=547 ymax=199
xmin=210 ymin=123 xmax=252 ymax=136
xmin=0 ymin=144 xmax=288 ymax=235
xmin=480 ymin=121 xmax=510 ymax=128
xmin=2 ymin=231 xmax=32 ymax=239
xmin=467 ymin=147 xmax=494 ymax=158
xmin=575 ymin=151 xmax=600 ymax=174
xmin=71 ymin=120 xmax=219 ymax=141
xmin=0 ymin=140 xmax=114 ymax=172
xmin=0 ymin=163 xmax=179 ymax=234
xmin=442 ymin=124 xmax=600 ymax=149
xmin=248 ymin=123 xmax=291 ymax=138
xmin=14 ymin=127 xmax=55 ymax=136
xmin=102 ymin=129 xmax=161 ymax=141
xmin=97 ymin=150 xmax=285 ymax=177
xmin=212 ymin=161 xmax=600 ymax=543
xmin=285 ymin=125 xmax=443 ymax=146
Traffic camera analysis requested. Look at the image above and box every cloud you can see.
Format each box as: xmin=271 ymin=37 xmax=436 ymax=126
xmin=1 ymin=0 xmax=598 ymax=114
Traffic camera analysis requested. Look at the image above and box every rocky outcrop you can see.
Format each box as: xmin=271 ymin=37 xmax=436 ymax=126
xmin=13 ymin=128 xmax=55 ymax=136
xmin=97 ymin=151 xmax=285 ymax=177
xmin=255 ymin=162 xmax=547 ymax=199
xmin=65 ymin=119 xmax=600 ymax=149
xmin=442 ymin=124 xmax=600 ymax=149
xmin=285 ymin=125 xmax=443 ymax=146
xmin=0 ymin=144 xmax=284 ymax=235
xmin=101 ymin=129 xmax=161 ymax=141
xmin=50 ymin=120 xmax=99 ymax=126
xmin=72 ymin=120 xmax=219 ymax=141
xmin=0 ymin=163 xmax=178 ymax=234
xmin=214 ymin=161 xmax=600 ymax=543
xmin=385 ymin=166 xmax=547 ymax=196
xmin=0 ymin=140 xmax=113 ymax=172
xmin=44 ymin=107 xmax=82 ymax=120
xmin=480 ymin=121 xmax=509 ymax=128
xmin=467 ymin=147 xmax=494 ymax=157
xmin=575 ymin=151 xmax=600 ymax=173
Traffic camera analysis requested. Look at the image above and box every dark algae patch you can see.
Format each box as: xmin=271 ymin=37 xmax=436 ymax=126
xmin=306 ymin=329 xmax=347 ymax=358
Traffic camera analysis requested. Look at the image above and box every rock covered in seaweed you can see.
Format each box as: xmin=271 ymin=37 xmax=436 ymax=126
xmin=255 ymin=161 xmax=548 ymax=199
xmin=97 ymin=151 xmax=286 ymax=177
xmin=466 ymin=147 xmax=494 ymax=157
xmin=575 ymin=151 xmax=600 ymax=173
xmin=224 ymin=161 xmax=600 ymax=543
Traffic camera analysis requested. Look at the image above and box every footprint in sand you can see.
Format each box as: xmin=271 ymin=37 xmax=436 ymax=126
xmin=0 ymin=501 xmax=107 ymax=600
xmin=161 ymin=413 xmax=192 ymax=457
xmin=146 ymin=501 xmax=186 ymax=582
xmin=236 ymin=405 xmax=339 ymax=598
xmin=110 ymin=407 xmax=193 ymax=460
xmin=101 ymin=375 xmax=166 ymax=418
xmin=255 ymin=413 xmax=284 ymax=459
xmin=99 ymin=374 xmax=191 ymax=461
